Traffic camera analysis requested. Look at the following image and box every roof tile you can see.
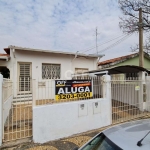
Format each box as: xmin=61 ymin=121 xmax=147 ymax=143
xmin=98 ymin=53 xmax=137 ymax=66
xmin=0 ymin=53 xmax=9 ymax=56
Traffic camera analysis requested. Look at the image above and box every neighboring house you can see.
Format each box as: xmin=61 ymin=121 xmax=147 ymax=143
xmin=0 ymin=45 xmax=103 ymax=95
xmin=98 ymin=52 xmax=150 ymax=78
xmin=0 ymin=54 xmax=10 ymax=78
xmin=98 ymin=52 xmax=150 ymax=70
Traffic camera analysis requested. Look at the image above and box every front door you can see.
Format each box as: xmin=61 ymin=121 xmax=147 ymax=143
xmin=18 ymin=63 xmax=31 ymax=93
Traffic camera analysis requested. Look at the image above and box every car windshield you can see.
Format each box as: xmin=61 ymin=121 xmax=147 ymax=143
xmin=80 ymin=133 xmax=122 ymax=150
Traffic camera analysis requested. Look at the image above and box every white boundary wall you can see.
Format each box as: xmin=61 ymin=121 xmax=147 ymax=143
xmin=33 ymin=98 xmax=111 ymax=143
xmin=33 ymin=75 xmax=111 ymax=143
xmin=3 ymin=95 xmax=13 ymax=125
xmin=145 ymin=76 xmax=150 ymax=111
xmin=0 ymin=75 xmax=13 ymax=146
xmin=0 ymin=74 xmax=3 ymax=146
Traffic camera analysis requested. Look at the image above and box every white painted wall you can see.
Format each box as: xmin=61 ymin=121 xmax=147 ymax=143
xmin=3 ymin=95 xmax=13 ymax=125
xmin=0 ymin=74 xmax=3 ymax=146
xmin=8 ymin=50 xmax=97 ymax=96
xmin=33 ymin=75 xmax=111 ymax=143
xmin=145 ymin=76 xmax=150 ymax=111
xmin=13 ymin=50 xmax=97 ymax=81
xmin=0 ymin=74 xmax=13 ymax=146
xmin=35 ymin=80 xmax=55 ymax=100
xmin=33 ymin=98 xmax=111 ymax=143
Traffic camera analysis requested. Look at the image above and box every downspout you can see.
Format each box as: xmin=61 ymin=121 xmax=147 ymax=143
xmin=71 ymin=51 xmax=79 ymax=74
xmin=73 ymin=51 xmax=78 ymax=60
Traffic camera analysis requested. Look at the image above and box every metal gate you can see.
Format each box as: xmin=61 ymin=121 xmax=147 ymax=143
xmin=111 ymin=77 xmax=150 ymax=124
xmin=2 ymin=79 xmax=32 ymax=142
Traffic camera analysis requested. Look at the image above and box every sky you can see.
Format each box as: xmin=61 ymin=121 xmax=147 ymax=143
xmin=0 ymin=0 xmax=141 ymax=61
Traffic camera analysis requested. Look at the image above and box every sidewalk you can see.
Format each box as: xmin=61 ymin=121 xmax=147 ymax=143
xmin=1 ymin=127 xmax=105 ymax=150
xmin=2 ymin=116 xmax=150 ymax=150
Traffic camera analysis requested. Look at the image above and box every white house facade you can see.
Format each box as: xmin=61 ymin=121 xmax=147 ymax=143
xmin=0 ymin=45 xmax=102 ymax=96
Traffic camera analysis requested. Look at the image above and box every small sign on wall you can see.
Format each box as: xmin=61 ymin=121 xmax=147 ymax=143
xmin=38 ymin=82 xmax=46 ymax=87
xmin=135 ymin=86 xmax=140 ymax=91
xmin=78 ymin=103 xmax=88 ymax=117
xmin=93 ymin=102 xmax=101 ymax=114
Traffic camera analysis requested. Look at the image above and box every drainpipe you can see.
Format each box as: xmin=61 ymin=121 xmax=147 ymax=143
xmin=72 ymin=51 xmax=78 ymax=61
xmin=71 ymin=51 xmax=79 ymax=74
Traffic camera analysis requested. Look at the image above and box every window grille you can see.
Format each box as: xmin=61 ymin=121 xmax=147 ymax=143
xmin=126 ymin=72 xmax=138 ymax=79
xmin=19 ymin=63 xmax=31 ymax=91
xmin=42 ymin=64 xmax=61 ymax=79
xmin=75 ymin=68 xmax=89 ymax=79
xmin=75 ymin=68 xmax=88 ymax=74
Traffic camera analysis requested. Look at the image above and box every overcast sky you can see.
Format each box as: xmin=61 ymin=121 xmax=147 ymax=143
xmin=0 ymin=0 xmax=141 ymax=61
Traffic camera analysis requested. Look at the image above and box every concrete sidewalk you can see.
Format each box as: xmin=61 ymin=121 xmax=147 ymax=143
xmin=1 ymin=116 xmax=150 ymax=150
xmin=1 ymin=127 xmax=105 ymax=150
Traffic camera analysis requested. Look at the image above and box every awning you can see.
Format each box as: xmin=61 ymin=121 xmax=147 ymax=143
xmin=88 ymin=65 xmax=149 ymax=75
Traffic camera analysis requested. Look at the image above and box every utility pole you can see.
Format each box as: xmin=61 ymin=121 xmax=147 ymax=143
xmin=95 ymin=27 xmax=98 ymax=54
xmin=139 ymin=8 xmax=144 ymax=67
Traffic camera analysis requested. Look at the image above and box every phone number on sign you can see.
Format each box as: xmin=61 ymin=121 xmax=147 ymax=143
xmin=57 ymin=92 xmax=92 ymax=100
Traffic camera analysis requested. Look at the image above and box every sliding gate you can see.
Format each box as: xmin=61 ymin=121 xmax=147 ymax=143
xmin=111 ymin=77 xmax=150 ymax=124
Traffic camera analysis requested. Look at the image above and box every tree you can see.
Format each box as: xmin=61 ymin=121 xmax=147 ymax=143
xmin=119 ymin=0 xmax=150 ymax=33
xmin=119 ymin=0 xmax=150 ymax=54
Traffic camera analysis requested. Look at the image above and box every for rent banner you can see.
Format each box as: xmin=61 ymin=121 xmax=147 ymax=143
xmin=55 ymin=80 xmax=92 ymax=100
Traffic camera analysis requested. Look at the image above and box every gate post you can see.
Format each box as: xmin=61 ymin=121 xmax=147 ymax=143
xmin=32 ymin=79 xmax=36 ymax=107
xmin=145 ymin=76 xmax=150 ymax=111
xmin=138 ymin=71 xmax=145 ymax=111
xmin=103 ymin=75 xmax=112 ymax=124
xmin=103 ymin=75 xmax=111 ymax=99
xmin=0 ymin=74 xmax=3 ymax=146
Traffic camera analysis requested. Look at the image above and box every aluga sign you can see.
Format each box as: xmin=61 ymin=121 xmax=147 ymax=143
xmin=55 ymin=80 xmax=93 ymax=100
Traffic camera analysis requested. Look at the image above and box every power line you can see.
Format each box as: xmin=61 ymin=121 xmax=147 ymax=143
xmin=80 ymin=34 xmax=127 ymax=53
xmin=97 ymin=33 xmax=133 ymax=53
xmin=93 ymin=33 xmax=133 ymax=54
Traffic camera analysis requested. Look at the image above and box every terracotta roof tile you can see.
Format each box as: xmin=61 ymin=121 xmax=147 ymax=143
xmin=0 ymin=53 xmax=9 ymax=56
xmin=98 ymin=53 xmax=137 ymax=66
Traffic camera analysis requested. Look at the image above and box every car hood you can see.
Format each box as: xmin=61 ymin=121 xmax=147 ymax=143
xmin=103 ymin=119 xmax=150 ymax=150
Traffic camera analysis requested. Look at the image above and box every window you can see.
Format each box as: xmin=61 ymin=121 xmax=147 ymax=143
xmin=75 ymin=68 xmax=88 ymax=74
xmin=126 ymin=72 xmax=138 ymax=80
xmin=74 ymin=68 xmax=89 ymax=79
xmin=42 ymin=64 xmax=61 ymax=79
xmin=19 ymin=63 xmax=31 ymax=91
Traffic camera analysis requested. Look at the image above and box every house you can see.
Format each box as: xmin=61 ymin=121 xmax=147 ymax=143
xmin=98 ymin=52 xmax=150 ymax=78
xmin=0 ymin=45 xmax=103 ymax=96
xmin=98 ymin=52 xmax=150 ymax=70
